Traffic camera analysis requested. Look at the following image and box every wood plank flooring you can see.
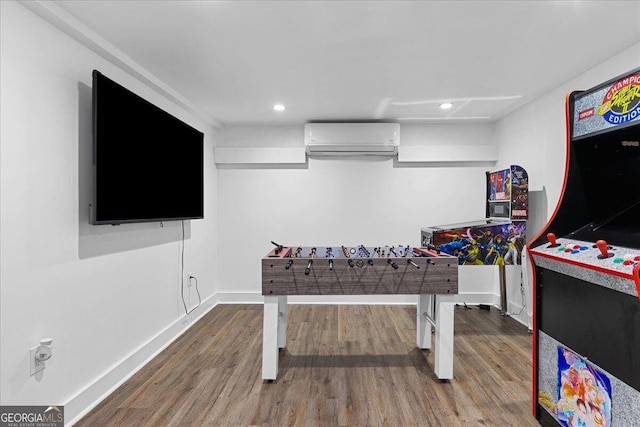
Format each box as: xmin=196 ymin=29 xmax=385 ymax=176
xmin=76 ymin=304 xmax=539 ymax=426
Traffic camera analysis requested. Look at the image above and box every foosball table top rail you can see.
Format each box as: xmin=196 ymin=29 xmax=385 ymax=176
xmin=262 ymin=253 xmax=458 ymax=296
xmin=265 ymin=245 xmax=447 ymax=259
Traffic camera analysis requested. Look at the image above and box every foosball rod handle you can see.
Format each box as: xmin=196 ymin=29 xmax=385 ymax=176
xmin=271 ymin=241 xmax=284 ymax=254
xmin=426 ymin=244 xmax=440 ymax=254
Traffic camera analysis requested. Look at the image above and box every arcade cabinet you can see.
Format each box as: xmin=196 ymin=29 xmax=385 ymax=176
xmin=529 ymin=68 xmax=640 ymax=426
xmin=421 ymin=165 xmax=529 ymax=315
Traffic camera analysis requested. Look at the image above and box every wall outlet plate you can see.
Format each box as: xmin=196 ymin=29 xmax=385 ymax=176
xmin=30 ymin=346 xmax=45 ymax=376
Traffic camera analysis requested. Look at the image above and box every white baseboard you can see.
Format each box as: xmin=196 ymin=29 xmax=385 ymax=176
xmin=217 ymin=291 xmax=531 ymax=328
xmin=216 ymin=292 xmax=423 ymax=305
xmin=452 ymin=292 xmax=531 ymax=329
xmin=447 ymin=292 xmax=498 ymax=306
xmin=65 ymin=295 xmax=217 ymax=426
xmin=206 ymin=291 xmax=531 ymax=329
xmin=504 ymin=302 xmax=533 ymax=330
xmin=214 ymin=291 xmax=502 ymax=306
xmin=215 ymin=291 xmax=263 ymax=304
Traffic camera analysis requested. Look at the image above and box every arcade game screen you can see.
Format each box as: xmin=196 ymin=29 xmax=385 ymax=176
xmin=570 ymin=124 xmax=640 ymax=248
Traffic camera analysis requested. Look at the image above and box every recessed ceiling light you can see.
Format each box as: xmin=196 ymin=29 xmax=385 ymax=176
xmin=439 ymin=102 xmax=453 ymax=110
xmin=273 ymin=104 xmax=286 ymax=111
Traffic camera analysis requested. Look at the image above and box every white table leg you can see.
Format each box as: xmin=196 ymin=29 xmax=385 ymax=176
xmin=434 ymin=294 xmax=455 ymax=380
xmin=277 ymin=296 xmax=287 ymax=349
xmin=262 ymin=295 xmax=281 ymax=380
xmin=417 ymin=294 xmax=433 ymax=349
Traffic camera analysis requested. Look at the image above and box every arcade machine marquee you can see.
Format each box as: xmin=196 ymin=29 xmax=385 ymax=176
xmin=529 ymin=68 xmax=640 ymax=426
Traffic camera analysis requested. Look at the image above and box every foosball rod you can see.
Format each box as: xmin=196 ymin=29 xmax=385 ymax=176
xmin=407 ymin=259 xmax=419 ymax=269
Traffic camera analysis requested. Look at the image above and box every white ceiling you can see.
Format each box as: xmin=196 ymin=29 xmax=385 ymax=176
xmin=51 ymin=0 xmax=640 ymax=127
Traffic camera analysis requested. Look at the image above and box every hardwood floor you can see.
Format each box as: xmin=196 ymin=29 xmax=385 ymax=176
xmin=76 ymin=304 xmax=539 ymax=426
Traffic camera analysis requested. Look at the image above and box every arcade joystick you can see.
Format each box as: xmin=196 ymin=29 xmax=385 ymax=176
xmin=546 ymin=233 xmax=560 ymax=248
xmin=595 ymin=240 xmax=614 ymax=259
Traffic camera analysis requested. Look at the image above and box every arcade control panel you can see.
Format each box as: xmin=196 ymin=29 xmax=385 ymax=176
xmin=530 ymin=233 xmax=640 ymax=299
xmin=262 ymin=242 xmax=458 ymax=296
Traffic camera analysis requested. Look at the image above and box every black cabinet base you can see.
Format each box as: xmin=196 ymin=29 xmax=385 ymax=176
xmin=537 ymin=405 xmax=559 ymax=426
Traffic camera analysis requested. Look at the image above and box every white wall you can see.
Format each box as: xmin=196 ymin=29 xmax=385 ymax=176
xmin=0 ymin=1 xmax=218 ymax=422
xmin=216 ymin=123 xmax=496 ymax=302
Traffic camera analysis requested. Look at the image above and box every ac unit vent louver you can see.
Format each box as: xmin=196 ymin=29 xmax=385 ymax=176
xmin=304 ymin=123 xmax=400 ymax=156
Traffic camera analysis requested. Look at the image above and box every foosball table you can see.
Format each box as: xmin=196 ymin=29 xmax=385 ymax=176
xmin=261 ymin=243 xmax=459 ymax=381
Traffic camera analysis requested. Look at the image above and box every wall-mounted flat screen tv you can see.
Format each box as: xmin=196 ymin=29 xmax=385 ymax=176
xmin=91 ymin=70 xmax=204 ymax=225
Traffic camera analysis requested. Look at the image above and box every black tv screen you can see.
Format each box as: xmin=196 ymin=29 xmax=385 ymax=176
xmin=92 ymin=70 xmax=204 ymax=225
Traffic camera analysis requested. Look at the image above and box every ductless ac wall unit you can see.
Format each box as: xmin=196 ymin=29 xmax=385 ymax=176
xmin=304 ymin=123 xmax=400 ymax=156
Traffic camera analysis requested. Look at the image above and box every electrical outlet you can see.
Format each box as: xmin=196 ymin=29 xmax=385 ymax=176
xmin=30 ymin=346 xmax=45 ymax=376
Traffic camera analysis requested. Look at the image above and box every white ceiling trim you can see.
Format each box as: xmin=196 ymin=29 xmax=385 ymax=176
xmin=19 ymin=0 xmax=223 ymax=129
